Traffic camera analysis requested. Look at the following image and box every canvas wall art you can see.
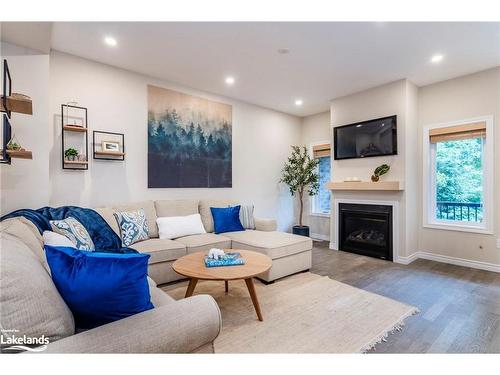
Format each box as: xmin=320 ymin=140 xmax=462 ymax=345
xmin=147 ymin=85 xmax=232 ymax=188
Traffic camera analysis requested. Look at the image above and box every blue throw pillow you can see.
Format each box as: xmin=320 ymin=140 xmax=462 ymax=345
xmin=210 ymin=206 xmax=245 ymax=234
xmin=44 ymin=245 xmax=154 ymax=329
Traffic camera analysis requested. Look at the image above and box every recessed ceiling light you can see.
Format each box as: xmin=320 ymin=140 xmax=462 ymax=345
xmin=104 ymin=36 xmax=117 ymax=47
xmin=278 ymin=48 xmax=290 ymax=54
xmin=356 ymin=124 xmax=362 ymax=128
xmin=431 ymin=54 xmax=444 ymax=63
xmin=295 ymin=99 xmax=303 ymax=106
xmin=225 ymin=76 xmax=235 ymax=85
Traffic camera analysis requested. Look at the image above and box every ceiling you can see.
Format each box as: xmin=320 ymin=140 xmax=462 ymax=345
xmin=7 ymin=22 xmax=500 ymax=116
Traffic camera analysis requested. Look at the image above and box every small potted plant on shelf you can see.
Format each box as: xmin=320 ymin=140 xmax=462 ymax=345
xmin=280 ymin=145 xmax=319 ymax=237
xmin=64 ymin=148 xmax=78 ymax=161
xmin=371 ymin=164 xmax=390 ymax=182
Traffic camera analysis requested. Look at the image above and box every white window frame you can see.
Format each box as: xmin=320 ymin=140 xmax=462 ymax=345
xmin=309 ymin=140 xmax=331 ymax=217
xmin=422 ymin=115 xmax=494 ymax=234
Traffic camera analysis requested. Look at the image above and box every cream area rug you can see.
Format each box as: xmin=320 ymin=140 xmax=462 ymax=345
xmin=163 ymin=272 xmax=418 ymax=353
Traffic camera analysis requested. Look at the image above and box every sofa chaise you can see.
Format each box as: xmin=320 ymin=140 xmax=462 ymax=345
xmin=94 ymin=199 xmax=313 ymax=284
xmin=0 ymin=217 xmax=221 ymax=353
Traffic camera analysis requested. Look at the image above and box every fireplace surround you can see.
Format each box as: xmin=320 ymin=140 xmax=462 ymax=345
xmin=338 ymin=202 xmax=394 ymax=261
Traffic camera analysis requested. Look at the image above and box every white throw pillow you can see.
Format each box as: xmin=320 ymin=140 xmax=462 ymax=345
xmin=43 ymin=230 xmax=77 ymax=248
xmin=156 ymin=214 xmax=206 ymax=240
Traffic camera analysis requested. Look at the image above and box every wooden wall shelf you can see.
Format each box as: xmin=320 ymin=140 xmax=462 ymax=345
xmin=63 ymin=125 xmax=87 ymax=132
xmin=5 ymin=149 xmax=33 ymax=159
xmin=1 ymin=95 xmax=33 ymax=115
xmin=64 ymin=160 xmax=88 ymax=165
xmin=94 ymin=151 xmax=125 ymax=157
xmin=326 ymin=181 xmax=403 ymax=191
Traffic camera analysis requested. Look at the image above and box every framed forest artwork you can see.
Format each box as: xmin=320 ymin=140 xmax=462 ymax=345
xmin=147 ymin=85 xmax=232 ymax=188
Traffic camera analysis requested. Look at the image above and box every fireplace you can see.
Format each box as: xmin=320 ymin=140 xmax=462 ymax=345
xmin=339 ymin=203 xmax=393 ymax=261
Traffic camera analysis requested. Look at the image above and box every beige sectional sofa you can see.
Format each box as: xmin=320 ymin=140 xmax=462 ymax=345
xmin=94 ymin=199 xmax=313 ymax=284
xmin=0 ymin=217 xmax=221 ymax=353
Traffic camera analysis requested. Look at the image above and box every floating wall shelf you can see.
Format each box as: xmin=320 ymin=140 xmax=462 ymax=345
xmin=0 ymin=95 xmax=33 ymax=115
xmin=61 ymin=104 xmax=89 ymax=170
xmin=326 ymin=181 xmax=403 ymax=191
xmin=93 ymin=130 xmax=125 ymax=161
xmin=6 ymin=149 xmax=33 ymax=159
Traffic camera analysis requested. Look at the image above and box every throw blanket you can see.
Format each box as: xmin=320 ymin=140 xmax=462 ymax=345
xmin=1 ymin=206 xmax=136 ymax=254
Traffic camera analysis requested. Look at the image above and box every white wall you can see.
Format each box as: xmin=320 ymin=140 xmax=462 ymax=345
xmin=301 ymin=111 xmax=331 ymax=239
xmin=48 ymin=51 xmax=302 ymax=231
xmin=329 ymin=79 xmax=418 ymax=259
xmin=418 ymin=67 xmax=500 ymax=266
xmin=0 ymin=46 xmax=50 ymax=215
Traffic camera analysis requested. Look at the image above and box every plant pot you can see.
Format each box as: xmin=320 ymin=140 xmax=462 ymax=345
xmin=371 ymin=175 xmax=379 ymax=182
xmin=66 ymin=155 xmax=76 ymax=161
xmin=292 ymin=225 xmax=310 ymax=237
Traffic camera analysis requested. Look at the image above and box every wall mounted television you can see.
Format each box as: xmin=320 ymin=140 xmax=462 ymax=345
xmin=333 ymin=115 xmax=397 ymax=160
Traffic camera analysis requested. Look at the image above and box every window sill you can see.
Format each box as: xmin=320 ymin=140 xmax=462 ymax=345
xmin=423 ymin=222 xmax=493 ymax=235
xmin=309 ymin=212 xmax=331 ymax=218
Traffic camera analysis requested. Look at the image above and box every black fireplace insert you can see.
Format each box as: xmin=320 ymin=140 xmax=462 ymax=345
xmin=339 ymin=203 xmax=393 ymax=261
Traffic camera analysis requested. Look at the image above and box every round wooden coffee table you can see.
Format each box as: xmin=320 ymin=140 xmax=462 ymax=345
xmin=172 ymin=250 xmax=272 ymax=321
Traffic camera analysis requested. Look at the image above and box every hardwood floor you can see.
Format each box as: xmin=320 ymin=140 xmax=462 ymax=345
xmin=310 ymin=241 xmax=500 ymax=353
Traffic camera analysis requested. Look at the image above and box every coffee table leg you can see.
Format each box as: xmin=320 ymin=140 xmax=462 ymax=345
xmin=245 ymin=278 xmax=263 ymax=321
xmin=225 ymin=280 xmax=229 ymax=293
xmin=185 ymin=278 xmax=198 ymax=298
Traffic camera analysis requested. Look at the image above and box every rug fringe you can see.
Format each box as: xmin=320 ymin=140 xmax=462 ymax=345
xmin=360 ymin=308 xmax=420 ymax=353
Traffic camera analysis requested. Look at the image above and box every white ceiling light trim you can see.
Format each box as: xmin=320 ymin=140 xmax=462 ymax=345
xmin=431 ymin=54 xmax=444 ymax=63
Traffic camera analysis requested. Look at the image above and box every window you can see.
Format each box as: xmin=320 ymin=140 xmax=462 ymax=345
xmin=311 ymin=143 xmax=331 ymax=215
xmin=423 ymin=117 xmax=494 ymax=233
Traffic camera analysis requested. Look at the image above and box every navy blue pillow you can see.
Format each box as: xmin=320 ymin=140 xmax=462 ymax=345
xmin=210 ymin=206 xmax=245 ymax=234
xmin=44 ymin=245 xmax=154 ymax=329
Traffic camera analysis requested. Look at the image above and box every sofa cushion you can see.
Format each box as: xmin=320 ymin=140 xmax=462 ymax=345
xmin=223 ymin=230 xmax=312 ymax=259
xmin=155 ymin=199 xmax=199 ymax=217
xmin=50 ymin=217 xmax=95 ymax=251
xmin=175 ymin=233 xmax=231 ymax=254
xmin=45 ymin=245 xmax=154 ymax=330
xmin=129 ymin=238 xmax=186 ymax=264
xmin=93 ymin=207 xmax=120 ymax=236
xmin=0 ymin=217 xmax=45 ymax=267
xmin=157 ymin=214 xmax=206 ymax=240
xmin=147 ymin=277 xmax=174 ymax=307
xmin=112 ymin=201 xmax=158 ymax=238
xmin=114 ymin=209 xmax=150 ymax=246
xmin=199 ymin=199 xmax=238 ymax=233
xmin=0 ymin=232 xmax=75 ymax=343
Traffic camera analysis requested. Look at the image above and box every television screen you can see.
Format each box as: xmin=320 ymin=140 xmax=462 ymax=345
xmin=334 ymin=115 xmax=397 ymax=160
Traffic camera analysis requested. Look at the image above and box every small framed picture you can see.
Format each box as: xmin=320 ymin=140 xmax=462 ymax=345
xmin=102 ymin=141 xmax=121 ymax=152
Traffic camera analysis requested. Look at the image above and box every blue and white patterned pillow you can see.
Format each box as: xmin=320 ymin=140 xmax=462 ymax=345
xmin=50 ymin=217 xmax=95 ymax=251
xmin=114 ymin=209 xmax=149 ymax=247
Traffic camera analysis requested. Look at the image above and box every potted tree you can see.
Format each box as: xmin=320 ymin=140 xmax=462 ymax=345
xmin=280 ymin=146 xmax=319 ymax=237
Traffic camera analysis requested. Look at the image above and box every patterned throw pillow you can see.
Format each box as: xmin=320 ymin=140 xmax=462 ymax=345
xmin=50 ymin=217 xmax=95 ymax=251
xmin=114 ymin=209 xmax=149 ymax=247
xmin=238 ymin=205 xmax=255 ymax=230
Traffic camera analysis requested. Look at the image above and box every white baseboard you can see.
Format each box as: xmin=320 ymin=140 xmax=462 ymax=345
xmin=395 ymin=252 xmax=419 ymax=265
xmin=329 ymin=242 xmax=338 ymax=250
xmin=416 ymin=251 xmax=500 ymax=273
xmin=310 ymin=233 xmax=329 ymax=241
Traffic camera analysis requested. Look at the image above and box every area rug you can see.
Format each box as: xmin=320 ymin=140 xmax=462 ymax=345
xmin=163 ymin=272 xmax=418 ymax=353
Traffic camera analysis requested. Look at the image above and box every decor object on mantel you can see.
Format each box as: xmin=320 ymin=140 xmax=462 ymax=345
xmin=61 ymin=103 xmax=88 ymax=170
xmin=1 ymin=59 xmax=33 ymax=165
xmin=280 ymin=145 xmax=319 ymax=237
xmin=371 ymin=164 xmax=390 ymax=182
xmin=93 ymin=130 xmax=125 ymax=161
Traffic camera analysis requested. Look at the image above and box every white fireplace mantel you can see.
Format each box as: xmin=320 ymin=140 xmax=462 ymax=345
xmin=326 ymin=181 xmax=404 ymax=191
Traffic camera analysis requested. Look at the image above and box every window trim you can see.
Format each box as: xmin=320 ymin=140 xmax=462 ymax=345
xmin=309 ymin=140 xmax=331 ymax=217
xmin=422 ymin=115 xmax=494 ymax=235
